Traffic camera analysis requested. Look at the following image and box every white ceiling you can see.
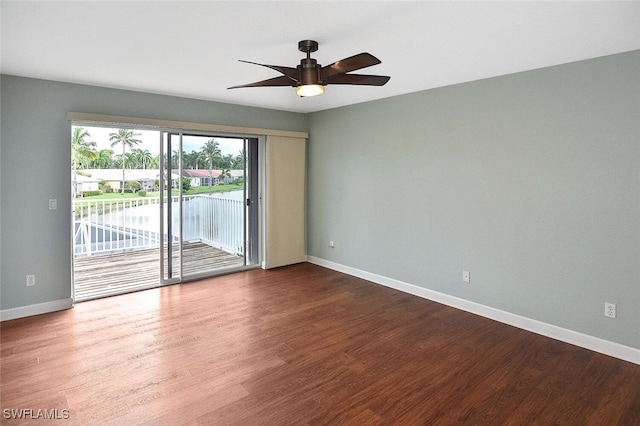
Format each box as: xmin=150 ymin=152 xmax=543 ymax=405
xmin=2 ymin=1 xmax=639 ymax=114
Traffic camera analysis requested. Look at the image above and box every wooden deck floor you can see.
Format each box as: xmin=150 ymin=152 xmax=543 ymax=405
xmin=73 ymin=242 xmax=244 ymax=301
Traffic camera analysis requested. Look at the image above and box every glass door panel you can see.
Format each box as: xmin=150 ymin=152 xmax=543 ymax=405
xmin=179 ymin=135 xmax=252 ymax=278
xmin=71 ymin=124 xmax=164 ymax=301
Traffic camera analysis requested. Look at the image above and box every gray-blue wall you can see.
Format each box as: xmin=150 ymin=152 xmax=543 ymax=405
xmin=2 ymin=51 xmax=638 ymax=351
xmin=307 ymin=50 xmax=640 ymax=349
xmin=0 ymin=75 xmax=306 ymax=311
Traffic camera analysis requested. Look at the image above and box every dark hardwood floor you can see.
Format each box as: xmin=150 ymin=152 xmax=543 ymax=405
xmin=1 ymin=263 xmax=639 ymax=425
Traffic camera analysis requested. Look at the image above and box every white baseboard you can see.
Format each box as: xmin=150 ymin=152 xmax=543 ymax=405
xmin=0 ymin=298 xmax=73 ymax=322
xmin=307 ymin=256 xmax=640 ymax=365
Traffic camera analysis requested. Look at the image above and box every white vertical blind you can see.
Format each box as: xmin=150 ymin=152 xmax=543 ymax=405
xmin=264 ymin=135 xmax=306 ymax=268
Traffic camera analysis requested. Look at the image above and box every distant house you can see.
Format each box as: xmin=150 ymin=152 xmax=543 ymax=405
xmin=83 ymin=169 xmax=169 ymax=192
xmin=72 ymin=173 xmax=100 ymax=195
xmin=76 ymin=169 xmax=241 ymax=192
xmin=228 ymin=170 xmax=243 ymax=183
xmin=182 ymin=169 xmax=220 ymax=186
xmin=182 ymin=169 xmax=242 ymax=186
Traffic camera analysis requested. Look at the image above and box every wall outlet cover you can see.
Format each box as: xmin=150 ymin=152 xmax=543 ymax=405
xmin=605 ymin=302 xmax=616 ymax=319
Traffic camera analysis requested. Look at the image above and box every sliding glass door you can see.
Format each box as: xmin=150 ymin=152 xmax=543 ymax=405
xmin=160 ymin=131 xmax=259 ymax=284
xmin=72 ymin=123 xmax=259 ymax=301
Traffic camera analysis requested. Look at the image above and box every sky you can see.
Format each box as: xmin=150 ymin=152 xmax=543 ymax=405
xmin=77 ymin=125 xmax=243 ymax=158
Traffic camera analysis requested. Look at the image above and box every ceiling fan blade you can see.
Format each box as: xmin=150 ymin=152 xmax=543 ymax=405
xmin=324 ymin=74 xmax=390 ymax=86
xmin=238 ymin=60 xmax=299 ymax=82
xmin=321 ymin=53 xmax=381 ymax=80
xmin=228 ymin=75 xmax=296 ymax=89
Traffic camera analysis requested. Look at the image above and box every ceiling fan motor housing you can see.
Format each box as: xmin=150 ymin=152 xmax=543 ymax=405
xmin=298 ymin=58 xmax=322 ymax=86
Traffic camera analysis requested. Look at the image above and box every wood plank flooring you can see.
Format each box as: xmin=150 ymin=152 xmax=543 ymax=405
xmin=73 ymin=242 xmax=244 ymax=301
xmin=2 ymin=263 xmax=639 ymax=425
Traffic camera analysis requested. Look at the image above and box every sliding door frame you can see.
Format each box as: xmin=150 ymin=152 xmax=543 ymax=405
xmin=159 ymin=131 xmax=184 ymax=285
xmin=69 ymin=112 xmax=308 ymax=278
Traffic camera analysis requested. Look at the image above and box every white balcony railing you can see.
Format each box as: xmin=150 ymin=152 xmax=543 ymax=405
xmin=73 ymin=194 xmax=244 ymax=257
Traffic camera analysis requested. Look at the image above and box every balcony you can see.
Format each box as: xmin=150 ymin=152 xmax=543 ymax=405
xmin=73 ymin=194 xmax=246 ymax=301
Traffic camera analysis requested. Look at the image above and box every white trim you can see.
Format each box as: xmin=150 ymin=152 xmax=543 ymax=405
xmin=307 ymin=256 xmax=640 ymax=365
xmin=0 ymin=298 xmax=74 ymax=322
xmin=67 ymin=112 xmax=309 ymax=139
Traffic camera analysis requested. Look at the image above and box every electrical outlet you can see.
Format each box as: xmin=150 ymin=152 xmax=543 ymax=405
xmin=463 ymin=271 xmax=470 ymax=283
xmin=26 ymin=274 xmax=36 ymax=287
xmin=604 ymin=303 xmax=616 ymax=319
xmin=329 ymin=241 xmax=335 ymax=248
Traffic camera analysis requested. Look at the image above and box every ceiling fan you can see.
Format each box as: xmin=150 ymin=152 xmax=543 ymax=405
xmin=228 ymin=40 xmax=390 ymax=97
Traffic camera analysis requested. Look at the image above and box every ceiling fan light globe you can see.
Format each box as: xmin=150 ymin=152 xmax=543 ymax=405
xmin=296 ymin=84 xmax=325 ymax=97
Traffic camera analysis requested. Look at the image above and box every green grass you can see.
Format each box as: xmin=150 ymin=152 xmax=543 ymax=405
xmin=183 ymin=184 xmax=243 ymax=195
xmin=77 ymin=184 xmax=244 ymax=201
xmin=79 ymin=192 xmax=132 ymax=200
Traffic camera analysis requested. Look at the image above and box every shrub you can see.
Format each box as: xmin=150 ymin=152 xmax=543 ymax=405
xmin=103 ymin=183 xmax=113 ymax=193
xmin=82 ymin=190 xmax=102 ymax=197
xmin=125 ymin=180 xmax=141 ymax=193
xmin=182 ymin=177 xmax=192 ymax=192
xmin=138 ymin=190 xmax=147 ymax=197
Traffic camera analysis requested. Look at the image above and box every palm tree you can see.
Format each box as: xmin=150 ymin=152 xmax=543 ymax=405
xmin=200 ymin=139 xmax=221 ymax=189
xmin=219 ymin=169 xmax=231 ymax=185
xmin=232 ymin=149 xmax=245 ymax=169
xmin=124 ymin=152 xmax=138 ymax=169
xmin=184 ymin=150 xmax=201 ymax=169
xmin=148 ymin=155 xmax=160 ymax=169
xmin=220 ymin=154 xmax=234 ymax=169
xmin=109 ymin=129 xmax=142 ymax=193
xmin=71 ymin=127 xmax=98 ymax=170
xmin=71 ymin=127 xmax=98 ymax=197
xmin=132 ymin=148 xmax=153 ymax=170
xmin=90 ymin=149 xmax=114 ymax=169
